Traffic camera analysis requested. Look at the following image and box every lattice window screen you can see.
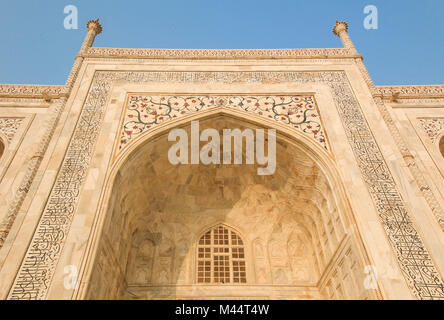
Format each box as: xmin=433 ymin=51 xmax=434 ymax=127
xmin=197 ymin=225 xmax=246 ymax=284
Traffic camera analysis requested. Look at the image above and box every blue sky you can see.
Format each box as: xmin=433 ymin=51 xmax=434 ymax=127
xmin=0 ymin=0 xmax=442 ymax=85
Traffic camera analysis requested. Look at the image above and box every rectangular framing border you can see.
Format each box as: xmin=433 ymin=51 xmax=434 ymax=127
xmin=6 ymin=70 xmax=444 ymax=300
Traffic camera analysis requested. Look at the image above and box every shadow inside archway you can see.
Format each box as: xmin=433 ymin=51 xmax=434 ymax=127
xmin=85 ymin=115 xmax=367 ymax=300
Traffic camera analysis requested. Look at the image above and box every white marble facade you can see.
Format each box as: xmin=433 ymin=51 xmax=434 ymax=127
xmin=0 ymin=20 xmax=443 ymax=300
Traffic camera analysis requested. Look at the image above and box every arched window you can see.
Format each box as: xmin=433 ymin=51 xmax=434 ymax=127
xmin=197 ymin=225 xmax=246 ymax=284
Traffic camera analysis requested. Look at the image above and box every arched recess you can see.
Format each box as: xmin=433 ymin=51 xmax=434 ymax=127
xmin=0 ymin=137 xmax=4 ymax=160
xmin=439 ymin=135 xmax=444 ymax=158
xmin=79 ymin=109 xmax=378 ymax=300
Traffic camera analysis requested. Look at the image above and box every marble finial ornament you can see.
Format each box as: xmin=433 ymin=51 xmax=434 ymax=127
xmin=332 ymin=20 xmax=357 ymax=54
xmin=87 ymin=18 xmax=103 ymax=35
xmin=332 ymin=20 xmax=349 ymax=36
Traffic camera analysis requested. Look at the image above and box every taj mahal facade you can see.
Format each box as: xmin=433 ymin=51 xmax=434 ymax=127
xmin=0 ymin=19 xmax=443 ymax=300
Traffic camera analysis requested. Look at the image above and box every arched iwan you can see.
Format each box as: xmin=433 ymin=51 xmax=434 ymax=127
xmin=78 ymin=112 xmax=378 ymax=300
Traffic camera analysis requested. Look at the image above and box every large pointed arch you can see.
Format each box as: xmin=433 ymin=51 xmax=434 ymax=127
xmin=77 ymin=110 xmax=376 ymax=300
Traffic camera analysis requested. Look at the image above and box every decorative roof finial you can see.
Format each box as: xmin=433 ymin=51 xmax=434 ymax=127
xmin=332 ymin=20 xmax=349 ymax=36
xmin=87 ymin=18 xmax=103 ymax=35
xmin=332 ymin=20 xmax=357 ymax=54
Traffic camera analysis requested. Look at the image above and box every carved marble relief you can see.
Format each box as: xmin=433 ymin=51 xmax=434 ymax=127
xmin=253 ymin=238 xmax=270 ymax=284
xmin=0 ymin=118 xmax=23 ymax=143
xmin=126 ymin=236 xmax=155 ymax=286
xmin=86 ymin=47 xmax=352 ymax=59
xmin=418 ymin=118 xmax=444 ymax=143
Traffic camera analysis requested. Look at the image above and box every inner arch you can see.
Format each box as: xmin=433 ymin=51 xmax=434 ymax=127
xmin=85 ymin=115 xmax=372 ymax=300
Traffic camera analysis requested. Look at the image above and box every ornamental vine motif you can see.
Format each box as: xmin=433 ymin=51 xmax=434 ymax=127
xmin=119 ymin=95 xmax=328 ymax=153
xmin=418 ymin=118 xmax=444 ymax=143
xmin=0 ymin=118 xmax=24 ymax=142
xmin=8 ymin=71 xmax=444 ymax=300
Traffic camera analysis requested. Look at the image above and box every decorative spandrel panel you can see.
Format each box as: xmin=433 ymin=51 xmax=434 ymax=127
xmin=418 ymin=118 xmax=444 ymax=143
xmin=0 ymin=117 xmax=25 ymax=181
xmin=0 ymin=118 xmax=24 ymax=143
xmin=116 ymin=95 xmax=329 ymax=158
